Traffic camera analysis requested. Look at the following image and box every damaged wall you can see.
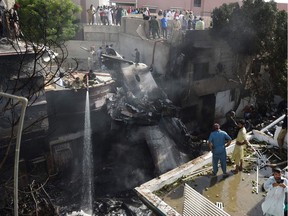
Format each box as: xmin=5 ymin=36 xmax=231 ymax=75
xmin=118 ymin=33 xmax=170 ymax=74
xmin=182 ymin=30 xmax=239 ymax=99
xmin=165 ymin=30 xmax=243 ymax=131
xmin=214 ymin=90 xmax=237 ymax=124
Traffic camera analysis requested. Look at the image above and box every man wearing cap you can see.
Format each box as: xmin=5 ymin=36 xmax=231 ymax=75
xmin=262 ymin=167 xmax=288 ymax=216
xmin=208 ymin=123 xmax=232 ymax=177
xmin=232 ymin=119 xmax=250 ymax=174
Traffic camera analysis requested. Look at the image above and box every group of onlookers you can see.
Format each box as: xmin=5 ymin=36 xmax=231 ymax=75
xmin=142 ymin=8 xmax=205 ymax=40
xmin=86 ymin=5 xmax=206 ymax=40
xmin=87 ymin=5 xmax=127 ymax=26
xmin=86 ymin=5 xmax=150 ymax=26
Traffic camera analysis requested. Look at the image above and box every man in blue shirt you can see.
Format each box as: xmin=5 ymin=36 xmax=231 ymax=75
xmin=160 ymin=15 xmax=168 ymax=39
xmin=208 ymin=123 xmax=232 ymax=177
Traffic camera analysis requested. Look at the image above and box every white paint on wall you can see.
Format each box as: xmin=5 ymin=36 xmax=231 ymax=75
xmin=215 ymin=90 xmax=235 ymax=124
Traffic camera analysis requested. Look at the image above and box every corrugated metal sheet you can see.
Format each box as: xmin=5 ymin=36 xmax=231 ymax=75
xmin=183 ymin=184 xmax=230 ymax=216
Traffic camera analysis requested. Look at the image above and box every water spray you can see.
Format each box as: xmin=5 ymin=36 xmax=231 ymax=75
xmin=86 ymin=72 xmax=89 ymax=91
xmin=80 ymin=77 xmax=94 ymax=214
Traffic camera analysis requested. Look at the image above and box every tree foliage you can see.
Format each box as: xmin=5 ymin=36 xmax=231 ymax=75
xmin=211 ymin=0 xmax=287 ymax=99
xmin=18 ymin=0 xmax=81 ymax=43
xmin=0 ymin=1 xmax=80 ymax=170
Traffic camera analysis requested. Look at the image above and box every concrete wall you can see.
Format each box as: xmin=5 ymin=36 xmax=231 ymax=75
xmin=120 ymin=17 xmax=144 ymax=37
xmin=119 ymin=17 xmax=170 ymax=74
xmin=83 ymin=25 xmax=121 ymax=42
xmin=182 ymin=30 xmax=239 ymax=98
xmin=62 ymin=40 xmax=108 ymax=71
xmin=65 ymin=25 xmax=121 ymax=70
xmin=214 ymin=90 xmax=236 ymax=124
xmin=119 ymin=33 xmax=170 ymax=74
xmin=67 ymin=17 xmax=169 ymax=73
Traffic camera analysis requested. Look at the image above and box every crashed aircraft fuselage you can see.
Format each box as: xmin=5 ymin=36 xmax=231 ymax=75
xmin=103 ymin=54 xmax=200 ymax=174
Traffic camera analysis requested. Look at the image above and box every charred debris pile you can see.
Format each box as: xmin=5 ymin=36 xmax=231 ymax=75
xmin=103 ymin=55 xmax=204 ymax=157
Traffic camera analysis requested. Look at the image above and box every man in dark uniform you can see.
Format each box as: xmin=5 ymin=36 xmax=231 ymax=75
xmin=134 ymin=48 xmax=140 ymax=65
xmin=83 ymin=70 xmax=96 ymax=86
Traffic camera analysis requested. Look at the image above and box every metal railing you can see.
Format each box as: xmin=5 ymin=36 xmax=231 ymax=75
xmin=183 ymin=183 xmax=230 ymax=216
xmin=0 ymin=92 xmax=28 ymax=216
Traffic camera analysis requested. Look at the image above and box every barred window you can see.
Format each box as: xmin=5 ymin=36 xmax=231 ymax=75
xmin=194 ymin=0 xmax=201 ymax=7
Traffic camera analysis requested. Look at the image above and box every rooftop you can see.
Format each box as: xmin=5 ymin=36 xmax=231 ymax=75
xmin=135 ymin=116 xmax=287 ymax=216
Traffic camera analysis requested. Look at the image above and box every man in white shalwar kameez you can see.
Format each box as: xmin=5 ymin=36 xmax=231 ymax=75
xmin=262 ymin=168 xmax=288 ymax=216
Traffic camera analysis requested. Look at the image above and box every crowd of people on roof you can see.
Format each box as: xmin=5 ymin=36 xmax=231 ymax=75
xmin=86 ymin=5 xmax=206 ymax=35
xmin=86 ymin=5 xmax=159 ymax=26
xmin=86 ymin=5 xmax=128 ymax=26
xmin=0 ymin=1 xmax=21 ymax=39
xmin=86 ymin=5 xmax=206 ymax=41
xmin=142 ymin=7 xmax=206 ymax=40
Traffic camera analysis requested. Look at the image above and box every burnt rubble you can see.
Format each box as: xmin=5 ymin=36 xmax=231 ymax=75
xmin=106 ymin=87 xmax=178 ymax=125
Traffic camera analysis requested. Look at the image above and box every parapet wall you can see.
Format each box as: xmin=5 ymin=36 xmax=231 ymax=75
xmin=83 ymin=25 xmax=121 ymax=42
xmin=67 ymin=17 xmax=170 ymax=73
xmin=120 ymin=17 xmax=144 ymax=38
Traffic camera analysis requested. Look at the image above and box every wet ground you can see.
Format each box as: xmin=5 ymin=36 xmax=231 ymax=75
xmin=159 ymin=158 xmax=278 ymax=215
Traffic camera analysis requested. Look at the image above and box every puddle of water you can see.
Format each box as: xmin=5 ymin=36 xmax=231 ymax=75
xmin=161 ymin=162 xmax=273 ymax=215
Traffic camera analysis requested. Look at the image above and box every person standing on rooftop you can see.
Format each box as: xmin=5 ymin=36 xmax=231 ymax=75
xmin=133 ymin=48 xmax=140 ymax=65
xmin=231 ymin=119 xmax=250 ymax=174
xmin=195 ymin=17 xmax=205 ymax=30
xmin=208 ymin=123 xmax=232 ymax=177
xmin=160 ymin=15 xmax=168 ymax=39
xmin=87 ymin=5 xmax=95 ymax=25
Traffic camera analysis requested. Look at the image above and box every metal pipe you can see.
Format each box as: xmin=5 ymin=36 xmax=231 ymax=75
xmin=256 ymin=165 xmax=259 ymax=194
xmin=0 ymin=92 xmax=28 ymax=216
xmin=260 ymin=114 xmax=285 ymax=132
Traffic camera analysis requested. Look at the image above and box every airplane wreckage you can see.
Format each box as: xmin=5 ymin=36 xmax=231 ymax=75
xmin=100 ymin=53 xmax=200 ymax=174
xmin=43 ymin=51 xmax=201 ymax=175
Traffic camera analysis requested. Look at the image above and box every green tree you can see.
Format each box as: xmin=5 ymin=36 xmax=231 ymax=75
xmin=18 ymin=0 xmax=81 ymax=43
xmin=211 ymin=0 xmax=287 ymax=102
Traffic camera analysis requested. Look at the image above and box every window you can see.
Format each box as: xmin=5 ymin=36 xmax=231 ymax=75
xmin=143 ymin=6 xmax=157 ymax=13
xmin=194 ymin=0 xmax=201 ymax=7
xmin=193 ymin=63 xmax=209 ymax=81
